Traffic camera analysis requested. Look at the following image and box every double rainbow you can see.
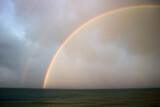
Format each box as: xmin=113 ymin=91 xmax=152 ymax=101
xmin=43 ymin=5 xmax=160 ymax=88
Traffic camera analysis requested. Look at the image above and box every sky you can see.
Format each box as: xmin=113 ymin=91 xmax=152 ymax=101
xmin=0 ymin=0 xmax=160 ymax=89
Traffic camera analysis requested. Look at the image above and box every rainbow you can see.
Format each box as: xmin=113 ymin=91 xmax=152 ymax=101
xmin=43 ymin=5 xmax=160 ymax=88
xmin=22 ymin=1 xmax=82 ymax=86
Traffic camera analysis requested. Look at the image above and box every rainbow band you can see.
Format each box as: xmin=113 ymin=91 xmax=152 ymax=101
xmin=43 ymin=5 xmax=160 ymax=88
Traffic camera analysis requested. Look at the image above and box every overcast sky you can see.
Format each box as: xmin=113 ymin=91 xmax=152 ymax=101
xmin=0 ymin=0 xmax=159 ymax=88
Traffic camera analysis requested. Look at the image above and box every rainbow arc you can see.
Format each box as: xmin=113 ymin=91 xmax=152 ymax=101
xmin=43 ymin=5 xmax=160 ymax=88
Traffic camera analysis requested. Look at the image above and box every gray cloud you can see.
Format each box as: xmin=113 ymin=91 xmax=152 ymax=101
xmin=0 ymin=23 xmax=28 ymax=87
xmin=0 ymin=0 xmax=159 ymax=88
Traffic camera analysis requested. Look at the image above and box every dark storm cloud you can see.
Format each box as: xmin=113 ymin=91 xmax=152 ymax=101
xmin=0 ymin=23 xmax=29 ymax=87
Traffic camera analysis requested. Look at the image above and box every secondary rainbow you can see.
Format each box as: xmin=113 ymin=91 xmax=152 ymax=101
xmin=22 ymin=1 xmax=82 ymax=86
xmin=43 ymin=5 xmax=160 ymax=88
